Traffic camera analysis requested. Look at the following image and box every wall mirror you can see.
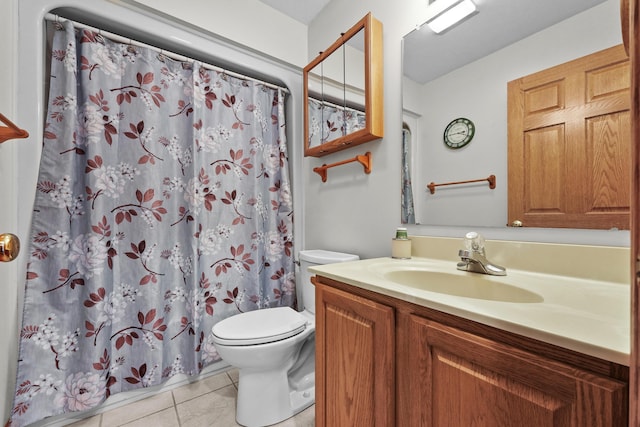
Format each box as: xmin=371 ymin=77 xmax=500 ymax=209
xmin=304 ymin=12 xmax=383 ymax=157
xmin=401 ymin=0 xmax=626 ymax=229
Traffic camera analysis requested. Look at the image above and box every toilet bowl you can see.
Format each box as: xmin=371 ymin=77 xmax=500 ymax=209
xmin=211 ymin=249 xmax=359 ymax=427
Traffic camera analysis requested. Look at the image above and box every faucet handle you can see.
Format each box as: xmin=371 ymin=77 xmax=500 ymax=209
xmin=463 ymin=231 xmax=485 ymax=254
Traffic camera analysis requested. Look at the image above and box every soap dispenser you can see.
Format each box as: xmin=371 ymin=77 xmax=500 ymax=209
xmin=391 ymin=227 xmax=411 ymax=259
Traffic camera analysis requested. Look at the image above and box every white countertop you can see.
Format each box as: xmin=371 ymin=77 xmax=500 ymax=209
xmin=310 ymin=256 xmax=630 ymax=366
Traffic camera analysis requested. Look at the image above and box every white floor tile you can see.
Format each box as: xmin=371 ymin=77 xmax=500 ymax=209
xmin=172 ymin=371 xmax=233 ymax=404
xmin=176 ymin=384 xmax=240 ymax=427
xmin=101 ymin=391 xmax=174 ymax=426
xmin=119 ymin=407 xmax=179 ymax=427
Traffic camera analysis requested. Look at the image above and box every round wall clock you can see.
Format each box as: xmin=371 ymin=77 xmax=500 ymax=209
xmin=443 ymin=117 xmax=475 ymax=149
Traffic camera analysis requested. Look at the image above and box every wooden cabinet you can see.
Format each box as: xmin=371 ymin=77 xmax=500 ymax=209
xmin=403 ymin=314 xmax=627 ymax=427
xmin=314 ymin=276 xmax=629 ymax=427
xmin=315 ymin=281 xmax=394 ymax=426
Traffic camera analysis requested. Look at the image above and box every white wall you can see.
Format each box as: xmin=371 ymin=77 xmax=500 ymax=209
xmin=0 ymin=0 xmax=19 ymax=422
xmin=304 ymin=1 xmax=426 ymax=259
xmin=129 ymin=0 xmax=308 ymax=67
xmin=305 ymin=0 xmax=629 ymax=258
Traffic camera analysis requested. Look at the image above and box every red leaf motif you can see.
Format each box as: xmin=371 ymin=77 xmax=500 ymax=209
xmin=143 ymin=189 xmax=154 ymax=202
xmin=21 ymin=325 xmax=39 ymax=339
xmin=145 ymin=309 xmax=157 ymax=325
xmin=115 ymin=336 xmax=125 ymax=350
xmin=142 ymin=72 xmax=154 ymax=84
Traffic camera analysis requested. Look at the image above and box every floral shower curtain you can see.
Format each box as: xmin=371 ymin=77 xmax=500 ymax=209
xmin=401 ymin=127 xmax=415 ymax=224
xmin=307 ymin=97 xmax=366 ymax=148
xmin=9 ymin=20 xmax=295 ymax=427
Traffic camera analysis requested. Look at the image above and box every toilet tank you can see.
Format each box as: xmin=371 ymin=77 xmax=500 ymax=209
xmin=298 ymin=250 xmax=359 ymax=314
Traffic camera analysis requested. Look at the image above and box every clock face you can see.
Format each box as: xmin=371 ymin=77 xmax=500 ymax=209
xmin=444 ymin=118 xmax=475 ymax=149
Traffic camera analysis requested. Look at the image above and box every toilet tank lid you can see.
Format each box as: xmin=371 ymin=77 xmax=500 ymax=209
xmin=299 ymin=250 xmax=359 ymax=264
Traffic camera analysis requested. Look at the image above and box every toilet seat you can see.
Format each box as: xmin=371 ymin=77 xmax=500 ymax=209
xmin=212 ymin=306 xmax=308 ymax=346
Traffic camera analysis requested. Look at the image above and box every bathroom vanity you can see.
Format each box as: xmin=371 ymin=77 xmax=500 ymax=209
xmin=310 ymin=237 xmax=630 ymax=426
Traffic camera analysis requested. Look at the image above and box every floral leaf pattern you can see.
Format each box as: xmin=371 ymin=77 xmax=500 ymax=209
xmin=307 ymin=97 xmax=366 ymax=148
xmin=10 ymin=21 xmax=295 ymax=427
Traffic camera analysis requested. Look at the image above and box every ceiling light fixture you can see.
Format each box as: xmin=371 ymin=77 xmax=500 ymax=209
xmin=424 ymin=0 xmax=477 ymax=34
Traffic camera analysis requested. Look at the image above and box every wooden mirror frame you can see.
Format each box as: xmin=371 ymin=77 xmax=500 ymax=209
xmin=303 ymin=13 xmax=384 ymax=158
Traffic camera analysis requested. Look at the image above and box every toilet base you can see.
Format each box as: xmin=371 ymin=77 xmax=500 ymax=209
xmin=236 ymin=368 xmax=314 ymax=427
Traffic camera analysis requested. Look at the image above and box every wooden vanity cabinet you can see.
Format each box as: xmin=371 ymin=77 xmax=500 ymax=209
xmin=314 ymin=276 xmax=629 ymax=427
xmin=315 ymin=281 xmax=395 ymax=427
xmin=404 ymin=314 xmax=627 ymax=426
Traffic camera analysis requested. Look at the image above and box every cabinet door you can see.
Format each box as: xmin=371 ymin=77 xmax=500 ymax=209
xmin=403 ymin=314 xmax=627 ymax=427
xmin=315 ymin=282 xmax=394 ymax=427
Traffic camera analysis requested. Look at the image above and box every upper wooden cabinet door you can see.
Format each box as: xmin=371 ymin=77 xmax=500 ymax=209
xmin=315 ymin=281 xmax=394 ymax=427
xmin=404 ymin=314 xmax=627 ymax=427
xmin=507 ymin=45 xmax=631 ymax=229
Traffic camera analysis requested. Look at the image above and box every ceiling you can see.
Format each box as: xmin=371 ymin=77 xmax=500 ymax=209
xmin=403 ymin=0 xmax=608 ymax=84
xmin=258 ymin=0 xmax=331 ymax=25
xmin=258 ymin=0 xmax=609 ymax=83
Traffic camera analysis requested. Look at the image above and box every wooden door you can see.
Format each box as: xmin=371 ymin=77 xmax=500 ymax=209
xmin=315 ymin=281 xmax=395 ymax=426
xmin=628 ymin=0 xmax=640 ymax=423
xmin=404 ymin=315 xmax=627 ymax=427
xmin=508 ymin=45 xmax=631 ymax=229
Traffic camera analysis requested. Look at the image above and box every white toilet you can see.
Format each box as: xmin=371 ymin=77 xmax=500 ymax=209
xmin=211 ymin=249 xmax=359 ymax=427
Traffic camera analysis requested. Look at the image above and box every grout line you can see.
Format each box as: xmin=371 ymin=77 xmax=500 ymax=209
xmin=170 ymin=391 xmax=182 ymax=427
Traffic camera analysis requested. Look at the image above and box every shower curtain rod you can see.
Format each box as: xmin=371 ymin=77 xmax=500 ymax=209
xmin=44 ymin=13 xmax=290 ymax=94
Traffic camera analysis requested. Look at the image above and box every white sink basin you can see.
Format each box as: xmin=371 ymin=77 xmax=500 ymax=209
xmin=383 ymin=270 xmax=544 ymax=303
xmin=309 ymin=256 xmax=629 ymax=365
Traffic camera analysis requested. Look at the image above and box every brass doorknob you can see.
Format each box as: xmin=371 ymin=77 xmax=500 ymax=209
xmin=0 ymin=233 xmax=20 ymax=262
xmin=510 ymin=220 xmax=523 ymax=227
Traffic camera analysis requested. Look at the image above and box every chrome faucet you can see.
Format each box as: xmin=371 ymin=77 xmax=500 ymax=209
xmin=457 ymin=232 xmax=506 ymax=276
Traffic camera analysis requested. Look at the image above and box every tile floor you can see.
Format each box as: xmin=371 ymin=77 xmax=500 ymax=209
xmin=67 ymin=369 xmax=314 ymax=427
